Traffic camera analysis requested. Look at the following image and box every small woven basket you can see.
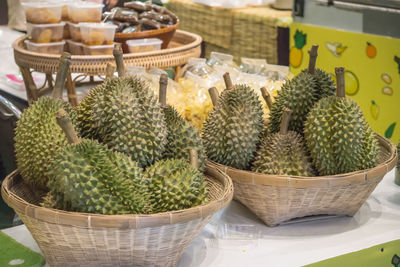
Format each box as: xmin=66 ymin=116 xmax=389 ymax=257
xmin=208 ymin=135 xmax=397 ymax=227
xmin=1 ymin=164 xmax=233 ymax=267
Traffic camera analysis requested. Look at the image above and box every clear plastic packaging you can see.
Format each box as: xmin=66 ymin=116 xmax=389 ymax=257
xmin=66 ymin=40 xmax=83 ymax=55
xmin=63 ymin=23 xmax=70 ymax=39
xmin=186 ymin=58 xmax=214 ymax=77
xmin=26 ymin=22 xmax=65 ymax=43
xmin=22 ymin=2 xmax=62 ymax=24
xmin=68 ymin=2 xmax=103 ymax=23
xmin=67 ymin=22 xmax=81 ymax=42
xmin=25 ymin=40 xmax=65 ymax=55
xmin=82 ymin=43 xmax=114 ymax=55
xmin=207 ymin=52 xmax=239 ymax=69
xmin=79 ymin=23 xmax=117 ymax=46
xmin=126 ymin=38 xmax=163 ymax=53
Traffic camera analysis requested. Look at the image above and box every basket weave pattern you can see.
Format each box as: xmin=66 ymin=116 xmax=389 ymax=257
xmin=1 ymin=165 xmax=233 ymax=267
xmin=208 ymin=135 xmax=397 ymax=227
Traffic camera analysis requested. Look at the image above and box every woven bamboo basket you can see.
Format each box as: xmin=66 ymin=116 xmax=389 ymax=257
xmin=1 ymin=163 xmax=233 ymax=267
xmin=208 ymin=135 xmax=397 ymax=227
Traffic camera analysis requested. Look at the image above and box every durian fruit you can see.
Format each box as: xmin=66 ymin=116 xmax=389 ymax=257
xmin=159 ymin=74 xmax=206 ymax=171
xmin=46 ymin=110 xmax=149 ymax=215
xmin=202 ymin=73 xmax=264 ymax=170
xmin=252 ymin=108 xmax=315 ymax=176
xmin=304 ymin=67 xmax=379 ymax=175
xmin=145 ymin=149 xmax=208 ymax=213
xmin=76 ymin=49 xmax=121 ymax=140
xmin=93 ymin=76 xmax=167 ymax=168
xmin=14 ymin=52 xmax=78 ymax=189
xmin=269 ymin=45 xmax=335 ymax=135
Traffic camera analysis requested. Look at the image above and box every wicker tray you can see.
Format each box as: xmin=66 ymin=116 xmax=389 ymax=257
xmin=1 ymin=163 xmax=233 ymax=267
xmin=207 ymin=135 xmax=397 ymax=227
xmin=13 ymin=30 xmax=202 ymax=105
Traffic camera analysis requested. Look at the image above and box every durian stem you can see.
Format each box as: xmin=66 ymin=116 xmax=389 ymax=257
xmin=189 ymin=149 xmax=199 ymax=169
xmin=113 ymin=43 xmax=125 ymax=77
xmin=335 ymin=67 xmax=346 ymax=97
xmin=208 ymin=87 xmax=219 ymax=106
xmin=52 ymin=52 xmax=71 ymax=100
xmin=280 ymin=108 xmax=292 ymax=135
xmin=260 ymin=87 xmax=273 ymax=110
xmin=106 ymin=63 xmax=116 ymax=79
xmin=56 ymin=109 xmax=80 ymax=145
xmin=223 ymin=72 xmax=233 ymax=90
xmin=307 ymin=45 xmax=319 ymax=75
xmin=159 ymin=73 xmax=168 ymax=107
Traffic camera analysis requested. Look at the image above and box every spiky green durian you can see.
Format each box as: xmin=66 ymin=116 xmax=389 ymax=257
xmin=76 ymin=78 xmax=120 ymax=140
xmin=163 ymin=106 xmax=206 ymax=171
xmin=269 ymin=45 xmax=335 ymax=135
xmin=47 ymin=138 xmax=149 ymax=215
xmin=304 ymin=67 xmax=379 ymax=175
xmin=252 ymin=109 xmax=315 ymax=176
xmin=268 ymin=73 xmax=317 ymax=135
xmin=158 ymin=74 xmax=206 ymax=171
xmin=145 ymin=158 xmax=208 ymax=213
xmin=92 ymin=76 xmax=167 ymax=168
xmin=202 ymin=75 xmax=264 ymax=170
xmin=14 ymin=97 xmax=78 ymax=189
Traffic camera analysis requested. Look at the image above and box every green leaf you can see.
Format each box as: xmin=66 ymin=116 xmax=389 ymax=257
xmin=294 ymin=30 xmax=307 ymax=49
xmin=385 ymin=122 xmax=397 ymax=139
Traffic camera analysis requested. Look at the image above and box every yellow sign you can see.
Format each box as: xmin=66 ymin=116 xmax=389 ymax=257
xmin=290 ymin=23 xmax=400 ymax=143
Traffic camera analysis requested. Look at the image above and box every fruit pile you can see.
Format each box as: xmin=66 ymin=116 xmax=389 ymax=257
xmin=14 ymin=51 xmax=208 ymax=215
xmin=202 ymin=45 xmax=380 ymax=176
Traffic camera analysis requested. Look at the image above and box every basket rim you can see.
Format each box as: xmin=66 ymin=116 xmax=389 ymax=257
xmin=13 ymin=29 xmax=201 ymax=63
xmin=209 ymin=134 xmax=398 ymax=188
xmin=1 ymin=162 xmax=233 ymax=229
xmin=114 ymin=21 xmax=180 ymax=39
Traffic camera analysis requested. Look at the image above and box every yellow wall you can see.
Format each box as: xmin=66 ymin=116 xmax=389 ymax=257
xmin=290 ymin=23 xmax=400 ymax=143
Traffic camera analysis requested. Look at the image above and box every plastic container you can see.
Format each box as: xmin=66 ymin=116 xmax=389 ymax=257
xmin=79 ymin=23 xmax=117 ymax=46
xmin=66 ymin=40 xmax=83 ymax=55
xmin=25 ymin=40 xmax=65 ymax=55
xmin=68 ymin=2 xmax=103 ymax=23
xmin=126 ymin=38 xmax=162 ymax=53
xmin=63 ymin=23 xmax=70 ymax=39
xmin=21 ymin=2 xmax=62 ymax=24
xmin=26 ymin=22 xmax=65 ymax=43
xmin=82 ymin=43 xmax=114 ymax=55
xmin=67 ymin=22 xmax=81 ymax=42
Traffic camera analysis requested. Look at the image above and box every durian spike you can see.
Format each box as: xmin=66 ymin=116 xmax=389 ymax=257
xmin=159 ymin=73 xmax=168 ymax=107
xmin=208 ymin=87 xmax=219 ymax=106
xmin=260 ymin=87 xmax=273 ymax=110
xmin=307 ymin=45 xmax=319 ymax=75
xmin=189 ymin=149 xmax=199 ymax=169
xmin=52 ymin=52 xmax=71 ymax=100
xmin=113 ymin=43 xmax=125 ymax=77
xmin=56 ymin=109 xmax=80 ymax=145
xmin=280 ymin=108 xmax=292 ymax=135
xmin=335 ymin=67 xmax=346 ymax=97
xmin=106 ymin=63 xmax=116 ymax=79
xmin=223 ymin=72 xmax=233 ymax=90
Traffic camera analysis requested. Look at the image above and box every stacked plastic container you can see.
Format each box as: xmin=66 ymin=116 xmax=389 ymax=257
xmin=22 ymin=2 xmax=66 ymax=54
xmin=66 ymin=1 xmax=117 ymax=55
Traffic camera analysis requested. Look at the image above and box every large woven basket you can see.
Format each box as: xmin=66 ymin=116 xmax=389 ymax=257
xmin=208 ymin=135 xmax=397 ymax=227
xmin=1 ymin=163 xmax=233 ymax=267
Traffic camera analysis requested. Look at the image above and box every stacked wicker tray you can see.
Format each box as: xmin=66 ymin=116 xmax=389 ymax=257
xmin=13 ymin=30 xmax=201 ymax=105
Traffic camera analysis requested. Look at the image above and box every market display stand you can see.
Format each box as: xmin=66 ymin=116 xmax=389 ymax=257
xmin=13 ymin=30 xmax=202 ymax=105
xmin=2 ymin=170 xmax=399 ymax=267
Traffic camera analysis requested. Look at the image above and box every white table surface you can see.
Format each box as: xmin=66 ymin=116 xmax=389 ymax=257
xmin=2 ymin=170 xmax=400 ymax=267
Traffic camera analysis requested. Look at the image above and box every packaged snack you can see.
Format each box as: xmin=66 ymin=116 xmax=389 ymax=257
xmin=126 ymin=38 xmax=162 ymax=53
xmin=67 ymin=22 xmax=81 ymax=42
xmin=68 ymin=2 xmax=103 ymax=23
xmin=25 ymin=40 xmax=65 ymax=55
xmin=82 ymin=43 xmax=114 ymax=55
xmin=66 ymin=40 xmax=83 ymax=55
xmin=22 ymin=2 xmax=62 ymax=24
xmin=26 ymin=22 xmax=65 ymax=43
xmin=79 ymin=23 xmax=117 ymax=46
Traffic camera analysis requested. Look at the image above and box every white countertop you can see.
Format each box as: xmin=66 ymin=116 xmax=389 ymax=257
xmin=2 ymin=169 xmax=400 ymax=267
